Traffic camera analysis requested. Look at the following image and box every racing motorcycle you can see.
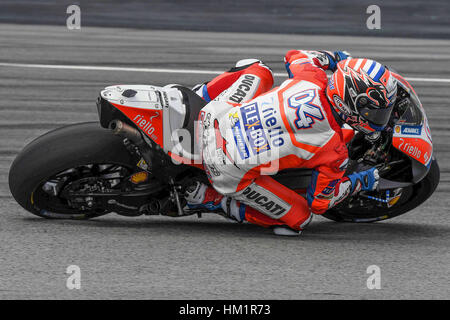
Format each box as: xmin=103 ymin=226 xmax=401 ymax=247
xmin=8 ymin=72 xmax=440 ymax=224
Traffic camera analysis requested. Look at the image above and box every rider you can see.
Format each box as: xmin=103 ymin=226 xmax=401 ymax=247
xmin=184 ymin=50 xmax=398 ymax=235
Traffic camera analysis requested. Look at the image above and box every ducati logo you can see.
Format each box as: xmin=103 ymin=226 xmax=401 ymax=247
xmin=240 ymin=184 xmax=292 ymax=218
xmin=229 ymin=75 xmax=259 ymax=104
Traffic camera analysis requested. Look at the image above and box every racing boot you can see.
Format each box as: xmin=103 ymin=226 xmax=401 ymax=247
xmin=184 ymin=181 xmax=245 ymax=223
xmin=184 ymin=182 xmax=303 ymax=235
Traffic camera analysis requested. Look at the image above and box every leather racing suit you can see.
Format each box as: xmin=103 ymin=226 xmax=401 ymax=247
xmin=194 ymin=51 xmax=366 ymax=231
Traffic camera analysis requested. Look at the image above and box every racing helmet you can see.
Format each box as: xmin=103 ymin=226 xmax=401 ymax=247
xmin=326 ymin=58 xmax=398 ymax=133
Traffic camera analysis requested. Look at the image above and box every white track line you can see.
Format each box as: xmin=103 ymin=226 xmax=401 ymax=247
xmin=0 ymin=62 xmax=224 ymax=75
xmin=1 ymin=62 xmax=450 ymax=83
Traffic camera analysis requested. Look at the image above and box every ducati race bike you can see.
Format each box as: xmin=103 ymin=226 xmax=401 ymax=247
xmin=9 ymin=73 xmax=439 ymax=223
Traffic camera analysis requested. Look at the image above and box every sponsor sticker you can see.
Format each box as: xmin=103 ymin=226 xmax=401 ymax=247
xmin=130 ymin=171 xmax=148 ymax=184
xmin=132 ymin=112 xmax=160 ymax=141
xmin=229 ymin=112 xmax=250 ymax=159
xmin=136 ymin=158 xmax=149 ymax=170
xmin=401 ymin=125 xmax=422 ymax=135
xmin=240 ymin=183 xmax=291 ymax=218
xmin=320 ymin=180 xmax=339 ymax=196
xmin=228 ymin=75 xmax=259 ymax=104
xmin=240 ymin=102 xmax=271 ymax=156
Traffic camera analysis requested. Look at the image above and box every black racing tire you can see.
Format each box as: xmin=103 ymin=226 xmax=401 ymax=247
xmin=322 ymin=158 xmax=440 ymax=223
xmin=8 ymin=122 xmax=135 ymax=219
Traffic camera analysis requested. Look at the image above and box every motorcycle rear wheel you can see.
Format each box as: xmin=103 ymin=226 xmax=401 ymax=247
xmin=8 ymin=122 xmax=136 ymax=219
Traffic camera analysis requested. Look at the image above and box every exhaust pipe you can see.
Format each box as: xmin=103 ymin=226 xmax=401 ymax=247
xmin=109 ymin=119 xmax=155 ymax=172
xmin=109 ymin=120 xmax=144 ymax=146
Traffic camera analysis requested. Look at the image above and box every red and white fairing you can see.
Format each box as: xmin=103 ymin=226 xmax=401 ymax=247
xmin=392 ymin=121 xmax=433 ymax=167
xmin=100 ymin=85 xmax=199 ymax=163
xmin=391 ymin=74 xmax=433 ymax=168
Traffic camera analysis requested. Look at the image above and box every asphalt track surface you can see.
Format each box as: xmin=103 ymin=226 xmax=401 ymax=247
xmin=0 ymin=24 xmax=449 ymax=299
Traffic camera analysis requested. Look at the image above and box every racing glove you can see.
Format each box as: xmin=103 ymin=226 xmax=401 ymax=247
xmin=284 ymin=50 xmax=351 ymax=78
xmin=310 ymin=167 xmax=379 ymax=213
xmin=320 ymin=50 xmax=351 ymax=72
xmin=347 ymin=167 xmax=379 ymax=193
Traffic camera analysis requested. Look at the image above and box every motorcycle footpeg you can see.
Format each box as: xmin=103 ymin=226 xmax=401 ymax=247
xmin=169 ymin=179 xmax=188 ymax=217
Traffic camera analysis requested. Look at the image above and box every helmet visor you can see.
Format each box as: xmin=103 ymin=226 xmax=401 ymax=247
xmin=358 ymin=105 xmax=393 ymax=127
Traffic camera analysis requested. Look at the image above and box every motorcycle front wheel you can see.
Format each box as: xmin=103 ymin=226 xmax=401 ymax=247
xmin=322 ymin=159 xmax=440 ymax=223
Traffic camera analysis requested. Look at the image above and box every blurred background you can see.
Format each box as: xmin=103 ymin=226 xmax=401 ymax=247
xmin=1 ymin=0 xmax=450 ymax=38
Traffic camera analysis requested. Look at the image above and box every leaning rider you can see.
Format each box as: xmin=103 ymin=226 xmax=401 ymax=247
xmin=184 ymin=50 xmax=397 ymax=235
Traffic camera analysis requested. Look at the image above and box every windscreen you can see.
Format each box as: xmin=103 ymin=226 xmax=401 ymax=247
xmin=396 ymin=91 xmax=424 ymax=126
